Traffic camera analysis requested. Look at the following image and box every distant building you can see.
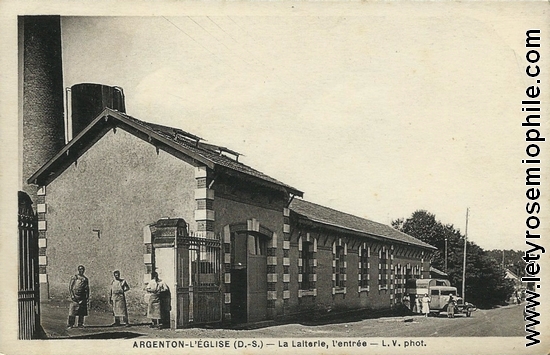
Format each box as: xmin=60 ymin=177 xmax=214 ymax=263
xmin=505 ymin=268 xmax=522 ymax=290
xmin=429 ymin=266 xmax=448 ymax=279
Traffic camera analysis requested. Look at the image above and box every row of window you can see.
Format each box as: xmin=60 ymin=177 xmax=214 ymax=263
xmin=227 ymin=234 xmax=422 ymax=292
xmin=301 ymin=242 xmax=421 ymax=291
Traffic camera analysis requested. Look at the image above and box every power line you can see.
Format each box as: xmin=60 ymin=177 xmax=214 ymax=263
xmin=207 ymin=16 xmax=266 ymax=67
xmin=162 ymin=16 xmax=217 ymax=58
xmin=207 ymin=16 xmax=239 ymax=44
xmin=187 ymin=16 xmax=232 ymax=52
xmin=164 ymin=16 xmax=245 ymax=73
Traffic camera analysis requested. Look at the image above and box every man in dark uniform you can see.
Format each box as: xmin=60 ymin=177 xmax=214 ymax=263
xmin=67 ymin=265 xmax=90 ymax=328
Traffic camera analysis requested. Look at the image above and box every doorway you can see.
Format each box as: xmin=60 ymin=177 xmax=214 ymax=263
xmin=230 ymin=232 xmax=267 ymax=324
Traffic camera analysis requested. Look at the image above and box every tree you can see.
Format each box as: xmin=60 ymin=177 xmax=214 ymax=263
xmin=392 ymin=210 xmax=515 ymax=309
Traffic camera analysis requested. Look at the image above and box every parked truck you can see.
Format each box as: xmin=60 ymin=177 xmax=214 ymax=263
xmin=405 ymin=278 xmax=476 ymax=317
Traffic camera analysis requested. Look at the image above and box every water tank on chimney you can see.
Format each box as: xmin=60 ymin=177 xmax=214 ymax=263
xmin=69 ymin=83 xmax=126 ymax=139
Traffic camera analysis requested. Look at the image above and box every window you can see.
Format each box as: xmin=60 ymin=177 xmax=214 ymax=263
xmin=231 ymin=233 xmax=247 ymax=268
xmin=379 ymin=248 xmax=388 ymax=287
xmin=394 ymin=265 xmax=404 ymax=303
xmin=335 ymin=246 xmax=345 ymax=288
xmin=301 ymin=241 xmax=313 ymax=290
xmin=299 ymin=236 xmax=317 ymax=296
xmin=440 ymin=290 xmax=455 ymax=296
xmin=360 ymin=249 xmax=369 ymax=288
xmin=248 ymin=234 xmax=266 ymax=255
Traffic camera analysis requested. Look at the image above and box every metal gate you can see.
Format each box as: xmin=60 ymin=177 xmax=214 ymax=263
xmin=177 ymin=236 xmax=222 ymax=326
xmin=18 ymin=191 xmax=41 ymax=339
xmin=151 ymin=218 xmax=222 ymax=328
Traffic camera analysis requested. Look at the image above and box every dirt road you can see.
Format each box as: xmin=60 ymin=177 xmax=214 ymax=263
xmin=41 ymin=300 xmax=525 ymax=339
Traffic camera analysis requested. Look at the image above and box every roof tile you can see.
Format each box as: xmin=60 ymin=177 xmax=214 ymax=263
xmin=289 ymin=199 xmax=435 ymax=249
xmin=119 ymin=112 xmax=302 ymax=194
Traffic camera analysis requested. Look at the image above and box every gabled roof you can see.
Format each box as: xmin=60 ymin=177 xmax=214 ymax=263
xmin=289 ymin=199 xmax=436 ymax=250
xmin=430 ymin=266 xmax=448 ymax=277
xmin=28 ymin=108 xmax=303 ymax=196
xmin=505 ymin=268 xmax=520 ymax=280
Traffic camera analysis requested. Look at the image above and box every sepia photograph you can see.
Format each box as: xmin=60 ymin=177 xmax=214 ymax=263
xmin=1 ymin=1 xmax=549 ymax=354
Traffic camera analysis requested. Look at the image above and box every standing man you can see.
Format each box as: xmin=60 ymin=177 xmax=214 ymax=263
xmin=402 ymin=293 xmax=411 ymax=311
xmin=110 ymin=270 xmax=130 ymax=326
xmin=421 ymin=293 xmax=431 ymax=317
xmin=159 ymin=283 xmax=171 ymax=329
xmin=145 ymin=271 xmax=170 ymax=328
xmin=145 ymin=272 xmax=166 ymax=328
xmin=447 ymin=294 xmax=456 ymax=318
xmin=67 ymin=265 xmax=89 ymax=328
xmin=414 ymin=295 xmax=422 ymax=314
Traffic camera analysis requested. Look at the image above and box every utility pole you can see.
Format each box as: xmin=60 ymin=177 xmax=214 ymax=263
xmin=462 ymin=208 xmax=469 ymax=301
xmin=445 ymin=237 xmax=448 ymax=274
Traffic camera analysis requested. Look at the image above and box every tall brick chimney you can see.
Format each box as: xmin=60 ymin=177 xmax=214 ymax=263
xmin=20 ymin=16 xmax=65 ymax=203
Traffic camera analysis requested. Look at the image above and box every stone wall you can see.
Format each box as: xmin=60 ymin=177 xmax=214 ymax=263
xmin=40 ymin=128 xmax=197 ymax=311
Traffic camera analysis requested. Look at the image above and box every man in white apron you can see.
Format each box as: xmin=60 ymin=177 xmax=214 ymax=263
xmin=110 ymin=270 xmax=130 ymax=326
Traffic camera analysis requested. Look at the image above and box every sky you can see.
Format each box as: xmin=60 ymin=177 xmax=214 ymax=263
xmin=55 ymin=5 xmax=548 ymax=252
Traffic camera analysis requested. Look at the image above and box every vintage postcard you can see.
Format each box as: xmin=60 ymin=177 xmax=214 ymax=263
xmin=1 ymin=1 xmax=548 ymax=355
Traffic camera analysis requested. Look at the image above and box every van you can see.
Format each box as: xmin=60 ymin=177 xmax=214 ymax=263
xmin=406 ymin=279 xmax=475 ymax=317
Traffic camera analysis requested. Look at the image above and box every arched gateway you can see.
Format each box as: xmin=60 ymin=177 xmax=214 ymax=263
xmin=226 ymin=222 xmax=274 ymax=324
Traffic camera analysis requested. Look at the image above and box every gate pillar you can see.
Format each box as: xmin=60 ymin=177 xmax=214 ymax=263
xmin=150 ymin=218 xmax=188 ymax=330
